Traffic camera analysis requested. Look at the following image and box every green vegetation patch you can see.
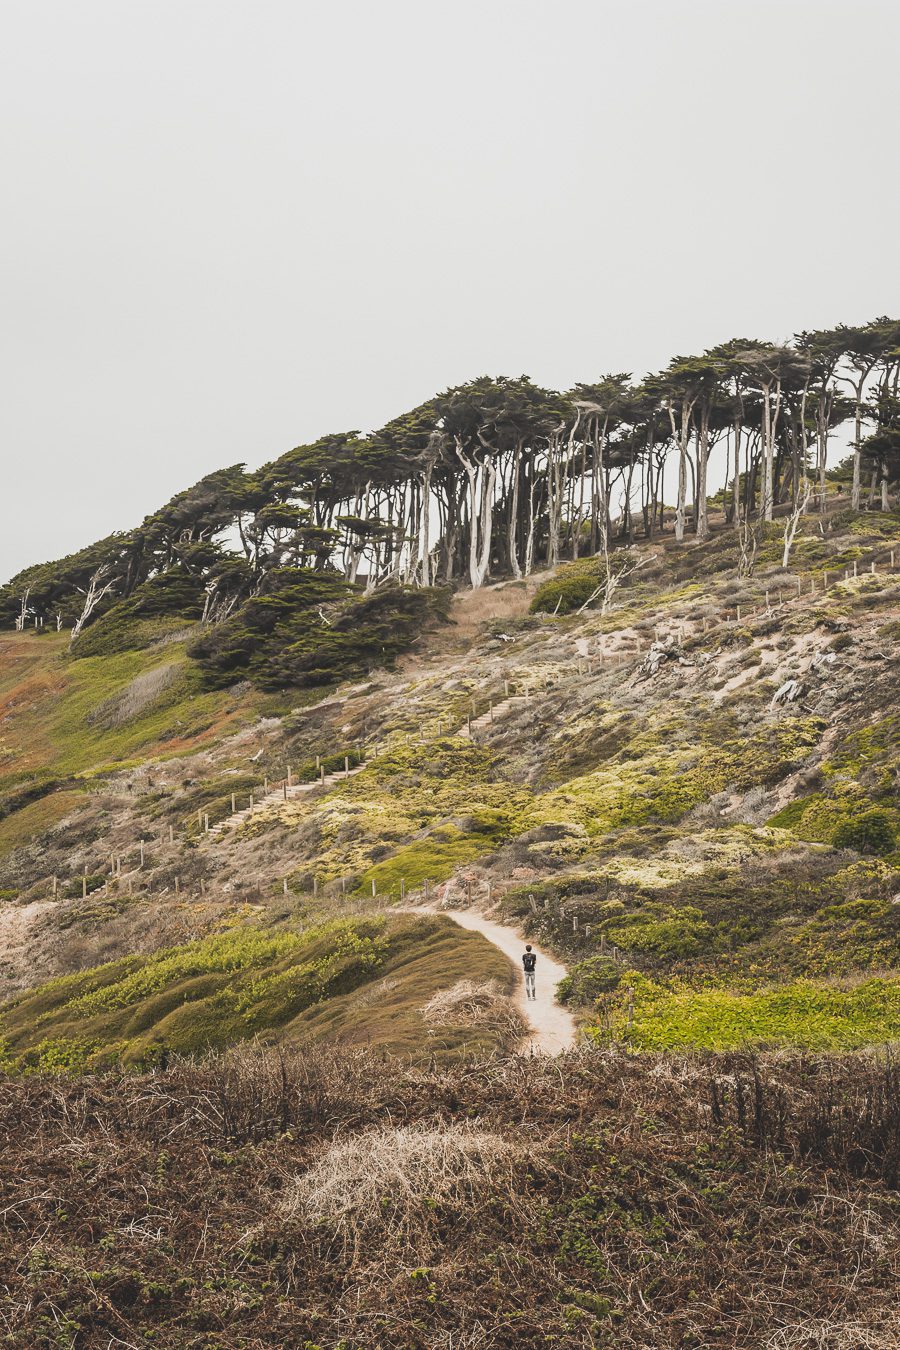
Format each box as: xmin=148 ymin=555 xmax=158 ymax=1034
xmin=0 ymin=789 xmax=87 ymax=859
xmin=190 ymin=570 xmax=449 ymax=690
xmin=592 ymin=972 xmax=900 ymax=1051
xmin=0 ymin=914 xmax=517 ymax=1069
xmin=530 ymin=712 xmax=824 ymax=837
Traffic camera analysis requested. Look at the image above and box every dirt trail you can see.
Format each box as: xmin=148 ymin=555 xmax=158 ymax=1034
xmin=409 ymin=905 xmax=577 ymax=1054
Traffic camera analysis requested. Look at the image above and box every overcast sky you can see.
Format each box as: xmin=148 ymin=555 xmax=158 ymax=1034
xmin=2 ymin=0 xmax=898 ymax=581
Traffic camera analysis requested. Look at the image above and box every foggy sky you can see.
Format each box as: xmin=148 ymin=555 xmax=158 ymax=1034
xmin=2 ymin=0 xmax=898 ymax=582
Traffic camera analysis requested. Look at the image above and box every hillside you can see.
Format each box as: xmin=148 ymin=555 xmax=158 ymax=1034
xmin=1 ymin=501 xmax=899 ymax=1348
xmin=0 ymin=505 xmax=897 ymax=1067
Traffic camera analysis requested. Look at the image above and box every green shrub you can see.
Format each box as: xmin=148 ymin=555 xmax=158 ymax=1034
xmin=833 ymin=810 xmax=896 ymax=856
xmin=557 ymin=956 xmax=621 ymax=1006
xmin=191 ymin=571 xmax=449 ymax=690
xmin=530 ymin=558 xmax=602 ymax=615
xmin=605 ymin=906 xmax=713 ymax=960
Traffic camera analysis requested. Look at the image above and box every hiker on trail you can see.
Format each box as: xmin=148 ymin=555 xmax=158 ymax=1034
xmin=522 ymin=944 xmax=537 ymax=1000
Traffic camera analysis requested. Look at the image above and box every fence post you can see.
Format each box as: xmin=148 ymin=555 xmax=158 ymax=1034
xmin=371 ymin=879 xmax=376 ymax=897
xmin=400 ymin=878 xmax=405 ymax=900
xmin=169 ymin=825 xmax=174 ymax=844
xmin=139 ymin=840 xmax=145 ymax=867
xmin=313 ymin=876 xmax=318 ymax=898
xmin=204 ymin=814 xmax=209 ymax=833
xmin=344 ymin=755 xmax=350 ymax=777
xmin=82 ymin=868 xmax=87 ymax=899
xmin=231 ymin=793 xmax=236 ymax=813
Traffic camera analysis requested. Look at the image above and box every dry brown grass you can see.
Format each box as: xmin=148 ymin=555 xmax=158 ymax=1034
xmin=86 ymin=660 xmax=179 ymax=728
xmin=421 ymin=977 xmax=526 ymax=1049
xmin=1 ymin=1046 xmax=899 ymax=1347
xmin=279 ymin=1120 xmax=519 ymax=1252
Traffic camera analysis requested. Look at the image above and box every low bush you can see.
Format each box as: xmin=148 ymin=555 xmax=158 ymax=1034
xmin=833 ymin=809 xmax=896 ymax=856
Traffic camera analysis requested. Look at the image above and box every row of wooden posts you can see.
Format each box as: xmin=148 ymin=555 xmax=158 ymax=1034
xmin=528 ymin=891 xmax=624 ymax=963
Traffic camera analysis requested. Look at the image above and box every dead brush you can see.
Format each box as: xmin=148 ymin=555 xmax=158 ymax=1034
xmin=276 ymin=1121 xmax=521 ymax=1255
xmin=420 ymin=978 xmax=526 ymax=1048
xmin=87 ymin=662 xmax=178 ymax=729
xmin=764 ymin=1318 xmax=900 ymax=1349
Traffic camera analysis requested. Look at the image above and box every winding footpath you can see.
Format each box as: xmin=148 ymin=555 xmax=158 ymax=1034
xmin=416 ymin=906 xmax=577 ymax=1054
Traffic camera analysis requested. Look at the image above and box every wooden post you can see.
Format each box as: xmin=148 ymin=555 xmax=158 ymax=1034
xmin=543 ymin=896 xmax=549 ymax=909
xmin=231 ymin=793 xmax=236 ymax=813
xmin=871 ymin=561 xmax=876 ymax=575
xmin=197 ymin=810 xmax=203 ymax=829
xmin=853 ymin=560 xmax=858 ymax=577
xmin=127 ymin=876 xmax=133 ymax=896
xmin=371 ymin=879 xmax=376 ymax=897
xmin=249 ymin=792 xmax=254 ymax=808
xmin=139 ymin=840 xmax=145 ymax=867
xmin=400 ymin=878 xmax=405 ymax=900
xmin=313 ymin=877 xmax=318 ymax=898
xmin=283 ymin=877 xmax=289 ymax=895
xmin=504 ymin=679 xmax=510 ymax=697
xmin=169 ymin=824 xmax=174 ymax=844
xmin=82 ymin=868 xmax=87 ymax=899
xmin=466 ymin=879 xmax=472 ymax=905
xmin=823 ymin=572 xmax=828 ymax=589
xmin=584 ymin=923 xmax=591 ymax=938
xmin=344 ymin=755 xmax=350 ymax=777
xmin=52 ymin=875 xmax=58 ymax=897
xmin=264 ymin=776 xmax=268 ymax=792
xmin=736 ymin=605 xmax=741 ymax=622
xmin=572 ymin=915 xmax=579 ymax=932
xmin=282 ymin=783 xmax=287 ymax=800
xmin=796 ymin=577 xmax=802 ymax=597
xmin=175 ymin=876 xmax=180 ymax=893
xmin=204 ymin=814 xmax=209 ymax=833
xmin=891 ymin=550 xmax=895 ymax=568
xmin=319 ymin=766 xmax=325 ymax=783
xmin=288 ymin=765 xmax=293 ymax=786
xmin=600 ymin=934 xmax=607 ymax=953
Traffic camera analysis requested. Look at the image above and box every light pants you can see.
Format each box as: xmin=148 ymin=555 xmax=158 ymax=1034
xmin=524 ymin=972 xmax=536 ymax=998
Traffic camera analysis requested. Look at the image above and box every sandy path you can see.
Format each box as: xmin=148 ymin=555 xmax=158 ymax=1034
xmin=413 ymin=906 xmax=577 ymax=1054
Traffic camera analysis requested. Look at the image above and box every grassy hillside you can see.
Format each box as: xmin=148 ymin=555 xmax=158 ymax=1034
xmin=0 ymin=630 xmax=273 ymax=796
xmin=0 ymin=914 xmax=522 ymax=1070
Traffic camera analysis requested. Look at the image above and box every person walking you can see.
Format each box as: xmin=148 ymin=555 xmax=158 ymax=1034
xmin=522 ymin=944 xmax=537 ymax=1000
